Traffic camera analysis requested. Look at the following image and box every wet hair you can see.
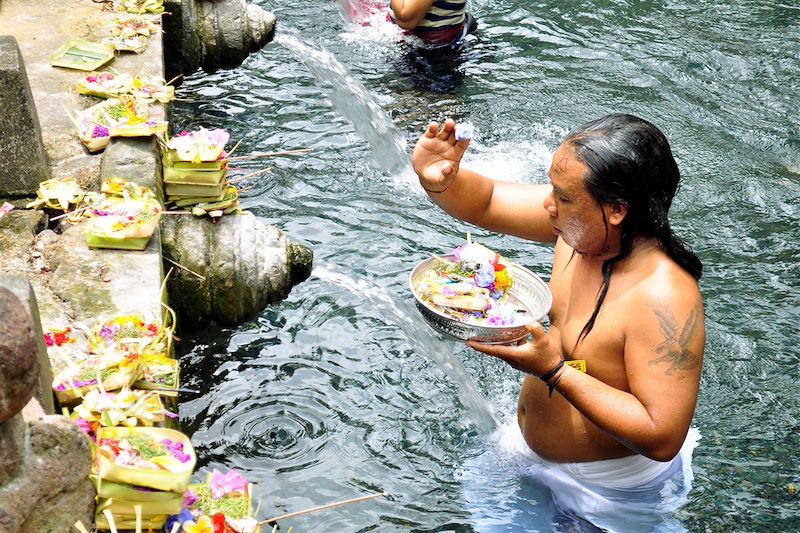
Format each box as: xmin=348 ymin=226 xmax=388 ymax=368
xmin=564 ymin=113 xmax=702 ymax=347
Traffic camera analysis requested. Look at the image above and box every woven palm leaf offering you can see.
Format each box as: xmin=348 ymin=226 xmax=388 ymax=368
xmin=84 ymin=183 xmax=162 ymax=250
xmin=106 ymin=14 xmax=161 ymax=54
xmin=167 ymin=468 xmax=261 ymax=533
xmin=25 ymin=178 xmax=101 ymax=221
xmin=68 ymin=95 xmax=168 ymax=152
xmin=94 ymin=426 xmax=196 ymax=492
xmin=69 ymin=386 xmax=168 ymax=440
xmin=90 ymin=313 xmax=167 ymax=355
xmin=75 ymin=70 xmax=135 ymax=99
xmin=51 ymin=313 xmax=169 ymax=403
xmin=162 ymin=127 xmax=231 ymax=168
xmin=160 ymin=128 xmax=240 ymax=218
xmin=111 ymin=14 xmax=162 ymax=37
xmin=52 ymin=348 xmax=142 ymax=404
xmin=131 ymin=72 xmax=175 ymax=103
xmin=121 ymin=0 xmax=165 ymax=15
xmin=134 ymin=351 xmax=180 ymax=390
xmin=93 ymin=311 xmax=178 ymax=389
xmin=49 ymin=39 xmax=115 ymax=71
xmin=410 ymin=234 xmax=552 ymax=344
xmin=106 ymin=33 xmax=149 ymax=54
xmin=42 ymin=324 xmax=92 ymax=376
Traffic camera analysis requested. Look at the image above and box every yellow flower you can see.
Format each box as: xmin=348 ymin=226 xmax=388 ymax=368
xmin=182 ymin=515 xmax=213 ymax=533
xmin=494 ymin=268 xmax=512 ymax=292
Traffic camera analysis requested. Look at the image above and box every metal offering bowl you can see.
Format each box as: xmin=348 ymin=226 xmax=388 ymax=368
xmin=409 ymin=255 xmax=552 ymax=344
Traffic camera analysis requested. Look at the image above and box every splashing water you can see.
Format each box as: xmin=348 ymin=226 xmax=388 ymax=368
xmin=274 ymin=33 xmax=413 ymax=177
xmin=313 ymin=263 xmax=500 ymax=432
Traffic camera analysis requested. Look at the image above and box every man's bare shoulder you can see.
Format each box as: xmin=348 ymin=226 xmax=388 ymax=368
xmin=622 ymin=257 xmax=705 ymax=374
xmin=638 ymin=257 xmax=703 ymax=309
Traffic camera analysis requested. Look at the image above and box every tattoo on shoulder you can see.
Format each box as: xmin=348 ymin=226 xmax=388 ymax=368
xmin=649 ymin=303 xmax=703 ymax=375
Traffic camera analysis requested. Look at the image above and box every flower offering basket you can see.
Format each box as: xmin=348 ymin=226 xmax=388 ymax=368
xmin=161 ymin=148 xmax=228 ymax=171
xmin=95 ymin=427 xmax=196 ymax=492
xmin=71 ymin=388 xmax=166 ymax=437
xmin=92 ymin=475 xmax=183 ymax=502
xmin=96 ymin=494 xmax=183 ymax=516
xmin=133 ymin=352 xmax=180 ymax=391
xmin=131 ymin=76 xmax=175 ymax=104
xmin=84 ymin=197 xmax=162 ymax=250
xmin=94 ymin=511 xmax=168 ymax=532
xmin=69 ymin=97 xmax=168 ymax=153
xmin=409 ymin=251 xmax=553 ymax=344
xmin=75 ymin=71 xmax=135 ymax=99
xmin=52 ymin=352 xmax=141 ymax=404
xmin=159 ymin=129 xmax=231 ymax=191
xmin=181 ymin=468 xmax=257 ymax=530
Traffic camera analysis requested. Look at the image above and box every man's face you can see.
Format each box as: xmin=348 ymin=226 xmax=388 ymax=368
xmin=543 ymin=143 xmax=616 ymax=256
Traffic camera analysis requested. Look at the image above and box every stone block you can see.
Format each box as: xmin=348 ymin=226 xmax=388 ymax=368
xmin=0 ymin=275 xmax=55 ymax=414
xmin=0 ymin=286 xmax=39 ymax=424
xmin=0 ymin=35 xmax=50 ymax=196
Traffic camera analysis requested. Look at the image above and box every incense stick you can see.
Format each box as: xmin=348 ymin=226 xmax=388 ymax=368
xmin=259 ymin=491 xmax=387 ymax=524
xmin=225 ymin=138 xmax=244 ymax=159
xmin=50 ymin=201 xmax=103 ymax=221
xmin=229 ymin=148 xmax=312 ymax=161
xmin=431 ymin=253 xmax=456 ymax=265
xmin=227 ymin=166 xmax=272 ymax=184
xmin=164 ymin=257 xmax=206 ymax=281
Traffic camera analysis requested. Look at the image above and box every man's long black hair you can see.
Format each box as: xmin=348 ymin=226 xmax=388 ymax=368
xmin=566 ymin=114 xmax=702 ymax=347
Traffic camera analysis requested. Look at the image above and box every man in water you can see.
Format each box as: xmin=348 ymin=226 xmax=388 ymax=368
xmin=389 ymin=0 xmax=478 ymax=46
xmin=411 ymin=114 xmax=704 ymax=530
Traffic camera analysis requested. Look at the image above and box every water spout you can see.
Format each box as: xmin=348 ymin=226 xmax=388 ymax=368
xmin=314 ymin=263 xmax=500 ymax=433
xmin=274 ymin=33 xmax=413 ymax=177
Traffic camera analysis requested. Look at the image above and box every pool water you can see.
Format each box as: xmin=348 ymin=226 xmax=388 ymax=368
xmin=172 ymin=1 xmax=800 ymax=530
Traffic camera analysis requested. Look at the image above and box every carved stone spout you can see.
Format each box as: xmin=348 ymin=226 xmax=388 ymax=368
xmin=163 ymin=0 xmax=277 ymax=79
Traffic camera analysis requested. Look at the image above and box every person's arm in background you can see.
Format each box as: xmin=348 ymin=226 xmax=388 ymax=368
xmin=411 ymin=119 xmax=557 ymax=244
xmin=390 ymin=0 xmax=434 ymax=29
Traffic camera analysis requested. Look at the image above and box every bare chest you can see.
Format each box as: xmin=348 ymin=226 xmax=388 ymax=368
xmin=547 ymin=260 xmax=629 ymax=382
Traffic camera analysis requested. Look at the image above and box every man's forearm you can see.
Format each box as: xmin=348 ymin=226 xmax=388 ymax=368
xmin=552 ymin=366 xmax=687 ymax=462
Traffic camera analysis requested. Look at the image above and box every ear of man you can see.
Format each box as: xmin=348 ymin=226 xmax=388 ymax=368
xmin=605 ymin=201 xmax=628 ymax=226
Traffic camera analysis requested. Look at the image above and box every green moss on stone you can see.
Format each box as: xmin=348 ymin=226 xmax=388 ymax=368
xmin=57 ymin=282 xmax=115 ymax=319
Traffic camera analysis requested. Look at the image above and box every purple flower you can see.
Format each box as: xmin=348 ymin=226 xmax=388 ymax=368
xmin=162 ymin=439 xmax=191 ymax=463
xmin=55 ymin=378 xmax=98 ymax=391
xmin=209 ymin=469 xmax=247 ymax=499
xmin=92 ymin=125 xmax=109 ymax=138
xmin=73 ymin=417 xmax=92 ymax=434
xmin=474 ymin=263 xmax=495 ymax=288
xmin=182 ymin=489 xmax=199 ymax=508
xmin=206 ymin=128 xmax=230 ymax=149
xmin=166 ymin=508 xmax=194 ymax=532
xmin=99 ymin=325 xmax=119 ymax=345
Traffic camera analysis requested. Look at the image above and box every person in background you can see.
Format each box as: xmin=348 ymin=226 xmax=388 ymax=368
xmin=410 ymin=114 xmax=705 ymax=530
xmin=389 ymin=0 xmax=478 ymax=47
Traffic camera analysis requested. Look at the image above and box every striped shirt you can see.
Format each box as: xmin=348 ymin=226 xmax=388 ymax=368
xmin=390 ymin=0 xmax=468 ymax=45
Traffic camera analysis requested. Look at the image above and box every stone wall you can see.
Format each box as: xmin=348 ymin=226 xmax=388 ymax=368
xmin=0 ymin=282 xmax=94 ymax=532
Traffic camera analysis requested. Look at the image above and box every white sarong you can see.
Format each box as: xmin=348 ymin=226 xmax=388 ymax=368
xmin=459 ymin=424 xmax=700 ymax=532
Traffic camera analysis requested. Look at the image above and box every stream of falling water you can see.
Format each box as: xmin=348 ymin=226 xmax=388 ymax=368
xmin=314 ymin=262 xmax=500 ymax=433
